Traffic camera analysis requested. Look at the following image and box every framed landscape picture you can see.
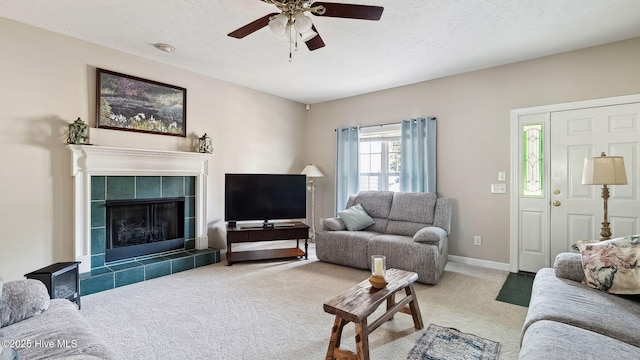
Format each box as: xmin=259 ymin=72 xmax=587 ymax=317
xmin=96 ymin=68 xmax=187 ymax=137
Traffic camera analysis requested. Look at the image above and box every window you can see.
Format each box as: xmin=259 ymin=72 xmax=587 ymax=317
xmin=522 ymin=123 xmax=543 ymax=198
xmin=336 ymin=118 xmax=436 ymax=212
xmin=359 ymin=125 xmax=401 ymax=191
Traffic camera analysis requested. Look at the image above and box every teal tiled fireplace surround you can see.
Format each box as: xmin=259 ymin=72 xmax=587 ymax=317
xmin=80 ymin=175 xmax=220 ymax=295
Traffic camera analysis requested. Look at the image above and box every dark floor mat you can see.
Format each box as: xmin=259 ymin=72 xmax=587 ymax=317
xmin=496 ymin=272 xmax=535 ymax=307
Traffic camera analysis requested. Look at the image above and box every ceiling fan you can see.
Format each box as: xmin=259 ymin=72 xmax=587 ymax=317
xmin=228 ymin=0 xmax=384 ymax=57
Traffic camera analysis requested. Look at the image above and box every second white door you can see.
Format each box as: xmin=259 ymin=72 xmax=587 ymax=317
xmin=549 ymin=103 xmax=640 ymax=261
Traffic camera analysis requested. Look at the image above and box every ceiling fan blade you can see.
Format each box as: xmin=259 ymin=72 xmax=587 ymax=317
xmin=305 ymin=25 xmax=325 ymax=51
xmin=227 ymin=13 xmax=279 ymax=39
xmin=312 ymin=2 xmax=383 ymax=20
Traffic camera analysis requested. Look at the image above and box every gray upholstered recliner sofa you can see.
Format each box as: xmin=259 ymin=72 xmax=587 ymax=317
xmin=315 ymin=191 xmax=451 ymax=284
xmin=0 ymin=278 xmax=115 ymax=360
xmin=519 ymin=253 xmax=640 ymax=359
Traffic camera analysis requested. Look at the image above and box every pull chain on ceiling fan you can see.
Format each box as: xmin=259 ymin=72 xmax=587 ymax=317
xmin=228 ymin=0 xmax=384 ymax=61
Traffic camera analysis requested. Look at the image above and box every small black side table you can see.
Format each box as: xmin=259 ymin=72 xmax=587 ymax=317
xmin=25 ymin=261 xmax=81 ymax=309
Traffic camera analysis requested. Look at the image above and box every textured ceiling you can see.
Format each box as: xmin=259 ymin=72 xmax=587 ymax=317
xmin=1 ymin=0 xmax=640 ymax=104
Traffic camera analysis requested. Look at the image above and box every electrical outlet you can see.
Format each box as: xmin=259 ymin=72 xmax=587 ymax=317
xmin=474 ymin=235 xmax=482 ymax=246
xmin=319 ymin=217 xmax=324 ymax=225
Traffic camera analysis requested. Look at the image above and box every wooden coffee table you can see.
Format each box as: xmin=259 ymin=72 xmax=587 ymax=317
xmin=323 ymin=268 xmax=424 ymax=360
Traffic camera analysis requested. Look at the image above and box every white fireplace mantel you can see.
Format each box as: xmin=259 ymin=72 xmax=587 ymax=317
xmin=68 ymin=144 xmax=212 ymax=273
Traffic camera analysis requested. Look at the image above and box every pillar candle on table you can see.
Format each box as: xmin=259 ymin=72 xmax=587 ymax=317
xmin=374 ymin=258 xmax=383 ymax=276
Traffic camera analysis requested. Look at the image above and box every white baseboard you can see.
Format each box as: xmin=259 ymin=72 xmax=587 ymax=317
xmin=448 ymin=255 xmax=511 ymax=272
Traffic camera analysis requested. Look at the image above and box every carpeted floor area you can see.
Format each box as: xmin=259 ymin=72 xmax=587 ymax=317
xmin=496 ymin=272 xmax=536 ymax=307
xmin=80 ymin=242 xmax=527 ymax=359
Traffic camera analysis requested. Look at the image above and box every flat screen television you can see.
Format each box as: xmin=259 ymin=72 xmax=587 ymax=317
xmin=225 ymin=173 xmax=307 ymax=226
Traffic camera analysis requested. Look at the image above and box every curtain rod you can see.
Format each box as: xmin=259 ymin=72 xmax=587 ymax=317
xmin=334 ymin=117 xmax=436 ymax=131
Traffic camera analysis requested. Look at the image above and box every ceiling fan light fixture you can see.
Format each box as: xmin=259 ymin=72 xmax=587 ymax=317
xmin=227 ymin=2 xmax=384 ymax=58
xmin=294 ymin=11 xmax=313 ymax=33
xmin=268 ymin=13 xmax=289 ymax=36
xmin=274 ymin=24 xmax=295 ymax=42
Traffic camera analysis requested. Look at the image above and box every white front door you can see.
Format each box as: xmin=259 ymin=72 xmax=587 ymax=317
xmin=515 ymin=113 xmax=550 ymax=272
xmin=510 ymin=95 xmax=640 ymax=273
xmin=549 ymin=103 xmax=640 ymax=262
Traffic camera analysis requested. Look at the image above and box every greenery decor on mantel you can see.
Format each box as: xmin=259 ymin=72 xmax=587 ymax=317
xmin=197 ymin=133 xmax=213 ymax=153
xmin=67 ymin=117 xmax=90 ymax=145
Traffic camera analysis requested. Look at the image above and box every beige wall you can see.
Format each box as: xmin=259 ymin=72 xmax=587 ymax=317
xmin=305 ymin=38 xmax=640 ymax=266
xmin=0 ymin=18 xmax=307 ymax=281
xmin=1 ymin=15 xmax=639 ymax=281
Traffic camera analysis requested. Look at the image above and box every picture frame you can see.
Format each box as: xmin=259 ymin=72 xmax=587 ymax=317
xmin=96 ymin=68 xmax=187 ymax=137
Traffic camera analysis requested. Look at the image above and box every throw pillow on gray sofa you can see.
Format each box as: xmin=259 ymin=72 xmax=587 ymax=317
xmin=577 ymin=235 xmax=640 ymax=294
xmin=337 ymin=204 xmax=375 ymax=231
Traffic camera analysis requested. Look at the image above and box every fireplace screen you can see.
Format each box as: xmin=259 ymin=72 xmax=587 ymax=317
xmin=105 ymin=197 xmax=185 ymax=262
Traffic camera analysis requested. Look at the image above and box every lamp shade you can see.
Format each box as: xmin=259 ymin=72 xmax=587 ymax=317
xmin=294 ymin=12 xmax=313 ymax=33
xmin=582 ymin=154 xmax=627 ymax=185
xmin=300 ymin=164 xmax=324 ymax=178
xmin=268 ymin=13 xmax=289 ymax=36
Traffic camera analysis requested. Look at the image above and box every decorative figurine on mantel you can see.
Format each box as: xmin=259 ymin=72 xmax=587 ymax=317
xmin=66 ymin=117 xmax=90 ymax=145
xmin=197 ymin=133 xmax=213 ymax=154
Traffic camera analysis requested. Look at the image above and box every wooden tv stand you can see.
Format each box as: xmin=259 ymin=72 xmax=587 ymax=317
xmin=226 ymin=221 xmax=310 ymax=265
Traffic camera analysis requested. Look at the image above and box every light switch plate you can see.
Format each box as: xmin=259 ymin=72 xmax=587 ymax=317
xmin=491 ymin=183 xmax=506 ymax=193
xmin=498 ymin=171 xmax=506 ymax=182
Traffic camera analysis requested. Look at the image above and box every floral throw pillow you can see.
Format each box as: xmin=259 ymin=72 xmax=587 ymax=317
xmin=577 ymin=235 xmax=640 ymax=294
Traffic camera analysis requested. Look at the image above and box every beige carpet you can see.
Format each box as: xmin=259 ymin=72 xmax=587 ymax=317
xmin=80 ymin=243 xmax=527 ymax=359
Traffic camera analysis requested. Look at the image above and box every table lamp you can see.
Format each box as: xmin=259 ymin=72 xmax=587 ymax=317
xmin=582 ymin=152 xmax=627 ymax=240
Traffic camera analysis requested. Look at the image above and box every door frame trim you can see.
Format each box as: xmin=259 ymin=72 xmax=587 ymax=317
xmin=509 ymin=94 xmax=640 ymax=273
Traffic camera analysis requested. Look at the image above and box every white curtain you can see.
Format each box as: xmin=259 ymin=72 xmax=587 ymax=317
xmin=400 ymin=117 xmax=437 ymax=192
xmin=335 ymin=126 xmax=360 ymax=213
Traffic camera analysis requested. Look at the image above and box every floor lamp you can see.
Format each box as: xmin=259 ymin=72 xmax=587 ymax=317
xmin=301 ymin=164 xmax=324 ymax=239
xmin=582 ymin=152 xmax=628 ymax=240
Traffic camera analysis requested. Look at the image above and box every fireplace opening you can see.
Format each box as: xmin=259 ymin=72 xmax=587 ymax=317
xmin=105 ymin=197 xmax=185 ymax=262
